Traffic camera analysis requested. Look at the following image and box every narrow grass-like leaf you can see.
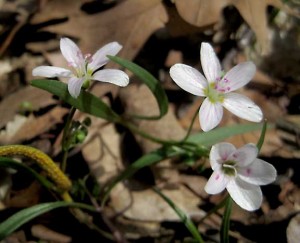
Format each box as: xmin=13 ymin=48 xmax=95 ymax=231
xmin=31 ymin=79 xmax=121 ymax=123
xmin=256 ymin=119 xmax=268 ymax=152
xmin=220 ymin=197 xmax=233 ymax=243
xmin=188 ymin=123 xmax=273 ymax=146
xmin=101 ymin=147 xmax=183 ymax=206
xmin=154 ymin=187 xmax=204 ymax=243
xmin=0 ymin=201 xmax=96 ymax=240
xmin=0 ymin=157 xmax=55 ymax=190
xmin=108 ymin=55 xmax=168 ymax=120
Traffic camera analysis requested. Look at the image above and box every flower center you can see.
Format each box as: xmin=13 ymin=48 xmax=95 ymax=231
xmin=222 ymin=160 xmax=236 ymax=177
xmin=204 ymin=82 xmax=225 ymax=103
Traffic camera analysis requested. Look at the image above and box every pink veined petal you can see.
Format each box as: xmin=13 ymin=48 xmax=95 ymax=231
xmin=226 ymin=177 xmax=262 ymax=211
xmin=204 ymin=170 xmax=230 ymax=194
xmin=238 ymin=158 xmax=277 ymax=186
xmin=210 ymin=143 xmax=236 ymax=170
xmin=170 ymin=64 xmax=207 ymax=96
xmin=228 ymin=143 xmax=258 ymax=167
xmin=60 ymin=38 xmax=84 ymax=68
xmin=68 ymin=77 xmax=84 ymax=98
xmin=223 ymin=93 xmax=263 ymax=122
xmin=200 ymin=42 xmax=222 ymax=83
xmin=32 ymin=66 xmax=72 ymax=78
xmin=199 ymin=98 xmax=223 ymax=132
xmin=221 ymin=62 xmax=256 ymax=93
xmin=92 ymin=69 xmax=129 ymax=87
xmin=88 ymin=42 xmax=122 ymax=71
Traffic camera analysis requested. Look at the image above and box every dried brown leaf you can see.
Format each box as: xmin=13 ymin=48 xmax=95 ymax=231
xmin=0 ymin=86 xmax=56 ymax=129
xmin=30 ymin=0 xmax=168 ymax=62
xmin=174 ymin=0 xmax=296 ymax=55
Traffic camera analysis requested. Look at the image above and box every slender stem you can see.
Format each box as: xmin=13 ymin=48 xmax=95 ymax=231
xmin=61 ymin=106 xmax=77 ymax=172
xmin=182 ymin=104 xmax=201 ymax=141
xmin=120 ymin=119 xmax=203 ymax=152
xmin=220 ymin=196 xmax=233 ymax=243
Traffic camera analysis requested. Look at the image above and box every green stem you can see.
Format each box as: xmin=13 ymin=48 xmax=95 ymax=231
xmin=220 ymin=196 xmax=233 ymax=243
xmin=182 ymin=104 xmax=201 ymax=142
xmin=61 ymin=106 xmax=77 ymax=172
xmin=120 ymin=119 xmax=204 ymax=153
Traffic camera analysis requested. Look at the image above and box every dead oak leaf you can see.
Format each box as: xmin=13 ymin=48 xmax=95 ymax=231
xmin=30 ymin=0 xmax=168 ymax=62
xmin=0 ymin=107 xmax=68 ymax=144
xmin=174 ymin=0 xmax=297 ymax=55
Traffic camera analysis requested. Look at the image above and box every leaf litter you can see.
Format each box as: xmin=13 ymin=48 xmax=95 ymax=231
xmin=0 ymin=0 xmax=300 ymax=242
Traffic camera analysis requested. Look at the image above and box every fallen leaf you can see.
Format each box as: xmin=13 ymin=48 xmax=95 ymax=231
xmin=109 ymin=183 xmax=204 ymax=222
xmin=30 ymin=0 xmax=168 ymax=62
xmin=0 ymin=86 xmax=57 ymax=129
xmin=287 ymin=213 xmax=300 ymax=243
xmin=0 ymin=107 xmax=68 ymax=144
xmin=174 ymin=0 xmax=297 ymax=55
xmin=31 ymin=224 xmax=72 ymax=243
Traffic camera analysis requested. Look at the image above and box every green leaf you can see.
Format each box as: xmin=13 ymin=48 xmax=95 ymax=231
xmin=0 ymin=157 xmax=55 ymax=190
xmin=187 ymin=123 xmax=273 ymax=146
xmin=256 ymin=120 xmax=268 ymax=151
xmin=108 ymin=55 xmax=168 ymax=120
xmin=101 ymin=147 xmax=183 ymax=206
xmin=0 ymin=201 xmax=96 ymax=240
xmin=154 ymin=187 xmax=204 ymax=243
xmin=220 ymin=197 xmax=233 ymax=243
xmin=31 ymin=79 xmax=121 ymax=123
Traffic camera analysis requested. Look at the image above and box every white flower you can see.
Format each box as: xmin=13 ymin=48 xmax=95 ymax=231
xmin=32 ymin=37 xmax=129 ymax=98
xmin=204 ymin=142 xmax=277 ymax=211
xmin=169 ymin=42 xmax=263 ymax=131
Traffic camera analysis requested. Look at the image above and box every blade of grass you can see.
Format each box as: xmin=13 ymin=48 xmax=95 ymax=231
xmin=220 ymin=196 xmax=233 ymax=243
xmin=108 ymin=55 xmax=168 ymax=120
xmin=153 ymin=187 xmax=204 ymax=243
xmin=0 ymin=201 xmax=96 ymax=240
xmin=31 ymin=79 xmax=121 ymax=123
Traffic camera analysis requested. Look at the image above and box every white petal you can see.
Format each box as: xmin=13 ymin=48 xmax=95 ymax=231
xmin=60 ymin=37 xmax=84 ymax=67
xmin=238 ymin=159 xmax=277 ymax=185
xmin=228 ymin=143 xmax=258 ymax=167
xmin=88 ymin=42 xmax=122 ymax=71
xmin=199 ymin=98 xmax=223 ymax=131
xmin=170 ymin=64 xmax=207 ymax=96
xmin=93 ymin=69 xmax=129 ymax=87
xmin=226 ymin=177 xmax=262 ymax=211
xmin=210 ymin=142 xmax=236 ymax=170
xmin=32 ymin=66 xmax=72 ymax=78
xmin=204 ymin=170 xmax=230 ymax=194
xmin=223 ymin=93 xmax=263 ymax=122
xmin=200 ymin=42 xmax=222 ymax=82
xmin=221 ymin=62 xmax=256 ymax=92
xmin=68 ymin=77 xmax=84 ymax=98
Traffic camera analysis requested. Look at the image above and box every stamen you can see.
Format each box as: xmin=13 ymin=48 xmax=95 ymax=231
xmin=84 ymin=53 xmax=93 ymax=63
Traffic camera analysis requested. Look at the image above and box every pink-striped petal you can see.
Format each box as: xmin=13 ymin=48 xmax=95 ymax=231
xmin=170 ymin=64 xmax=207 ymax=96
xmin=60 ymin=38 xmax=84 ymax=68
xmin=210 ymin=142 xmax=236 ymax=170
xmin=32 ymin=66 xmax=72 ymax=78
xmin=226 ymin=177 xmax=262 ymax=211
xmin=88 ymin=42 xmax=122 ymax=71
xmin=200 ymin=42 xmax=222 ymax=82
xmin=238 ymin=159 xmax=277 ymax=186
xmin=92 ymin=69 xmax=129 ymax=87
xmin=228 ymin=143 xmax=258 ymax=167
xmin=68 ymin=77 xmax=84 ymax=98
xmin=223 ymin=93 xmax=263 ymax=122
xmin=205 ymin=170 xmax=230 ymax=194
xmin=221 ymin=62 xmax=256 ymax=93
xmin=199 ymin=98 xmax=223 ymax=131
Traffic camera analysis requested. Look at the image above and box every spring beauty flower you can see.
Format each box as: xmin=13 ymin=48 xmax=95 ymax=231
xmin=204 ymin=142 xmax=277 ymax=211
xmin=170 ymin=42 xmax=263 ymax=131
xmin=32 ymin=37 xmax=129 ymax=98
